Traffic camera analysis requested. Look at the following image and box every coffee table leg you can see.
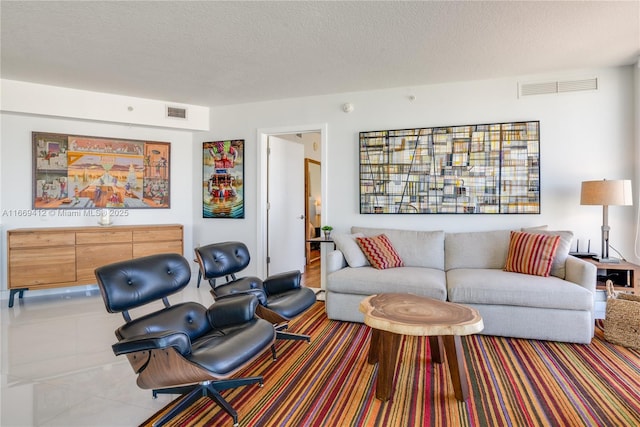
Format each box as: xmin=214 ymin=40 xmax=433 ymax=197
xmin=442 ymin=335 xmax=469 ymax=402
xmin=368 ymin=328 xmax=381 ymax=364
xmin=429 ymin=336 xmax=443 ymax=364
xmin=376 ymin=330 xmax=400 ymax=401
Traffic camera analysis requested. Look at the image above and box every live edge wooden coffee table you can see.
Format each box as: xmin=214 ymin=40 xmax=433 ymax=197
xmin=359 ymin=293 xmax=484 ymax=402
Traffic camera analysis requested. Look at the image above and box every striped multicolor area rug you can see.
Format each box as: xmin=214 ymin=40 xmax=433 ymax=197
xmin=142 ymin=302 xmax=640 ymax=426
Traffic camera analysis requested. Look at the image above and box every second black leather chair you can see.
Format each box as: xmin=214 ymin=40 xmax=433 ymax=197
xmin=195 ymin=241 xmax=317 ymax=346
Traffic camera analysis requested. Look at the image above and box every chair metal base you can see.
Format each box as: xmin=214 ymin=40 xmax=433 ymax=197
xmin=270 ymin=324 xmax=310 ymax=360
xmin=151 ymin=376 xmax=263 ymax=426
xmin=276 ymin=324 xmax=311 ymax=342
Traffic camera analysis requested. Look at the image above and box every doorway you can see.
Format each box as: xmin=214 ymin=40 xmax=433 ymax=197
xmin=257 ymin=125 xmax=326 ymax=284
xmin=266 ymin=135 xmax=305 ymax=276
xmin=305 ymin=158 xmax=321 ymax=265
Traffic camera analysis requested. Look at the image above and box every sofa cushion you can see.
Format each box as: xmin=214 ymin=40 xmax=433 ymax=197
xmin=352 ymin=227 xmax=444 ymax=270
xmin=332 ymin=232 xmax=370 ymax=267
xmin=446 ymin=269 xmax=593 ymax=311
xmin=356 ymin=234 xmax=404 ymax=269
xmin=327 ymin=266 xmax=447 ymax=300
xmin=522 ymin=228 xmax=573 ymax=279
xmin=504 ymin=231 xmax=560 ymax=277
xmin=445 ymin=230 xmax=511 ymax=270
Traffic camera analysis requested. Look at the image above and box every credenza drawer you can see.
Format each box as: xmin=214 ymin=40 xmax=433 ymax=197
xmin=9 ymin=246 xmax=76 ymax=286
xmin=76 ymin=243 xmax=133 ymax=283
xmin=9 ymin=231 xmax=75 ymax=248
xmin=133 ymin=228 xmax=183 ymax=242
xmin=76 ymin=230 xmax=132 ymax=245
xmin=133 ymin=241 xmax=183 ymax=258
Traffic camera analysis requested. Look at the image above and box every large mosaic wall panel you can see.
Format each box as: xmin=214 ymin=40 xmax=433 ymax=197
xmin=359 ymin=121 xmax=540 ymax=214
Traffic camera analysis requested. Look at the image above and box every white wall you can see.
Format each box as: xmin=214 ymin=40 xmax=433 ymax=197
xmin=1 ymin=80 xmax=210 ymax=131
xmin=0 ymin=113 xmax=197 ymax=298
xmin=195 ymin=66 xmax=638 ymax=272
xmin=0 ymin=65 xmax=637 ymax=297
xmin=278 ymin=132 xmax=322 ymax=162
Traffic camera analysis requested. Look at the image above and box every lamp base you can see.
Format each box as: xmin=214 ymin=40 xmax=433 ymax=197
xmin=594 ymin=257 xmax=621 ymax=264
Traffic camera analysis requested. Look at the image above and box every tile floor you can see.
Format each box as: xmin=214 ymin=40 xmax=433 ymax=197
xmin=1 ymin=282 xmax=322 ymax=426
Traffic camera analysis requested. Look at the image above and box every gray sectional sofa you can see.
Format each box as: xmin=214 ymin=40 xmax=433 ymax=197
xmin=326 ymin=226 xmax=597 ymax=344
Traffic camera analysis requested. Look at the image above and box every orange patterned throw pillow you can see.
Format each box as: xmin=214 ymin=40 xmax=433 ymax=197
xmin=504 ymin=231 xmax=561 ymax=277
xmin=356 ymin=234 xmax=404 ymax=270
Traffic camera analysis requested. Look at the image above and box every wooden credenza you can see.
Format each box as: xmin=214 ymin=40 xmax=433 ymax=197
xmin=7 ymin=224 xmax=183 ymax=307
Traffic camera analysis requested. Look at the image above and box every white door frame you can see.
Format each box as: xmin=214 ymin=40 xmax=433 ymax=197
xmin=256 ymin=123 xmax=328 ymax=279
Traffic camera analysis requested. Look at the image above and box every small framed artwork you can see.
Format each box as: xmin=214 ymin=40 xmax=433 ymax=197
xmin=202 ymin=140 xmax=245 ymax=218
xmin=32 ymin=131 xmax=170 ymax=209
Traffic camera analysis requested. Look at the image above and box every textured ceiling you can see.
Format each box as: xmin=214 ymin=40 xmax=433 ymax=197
xmin=1 ymin=1 xmax=638 ymax=107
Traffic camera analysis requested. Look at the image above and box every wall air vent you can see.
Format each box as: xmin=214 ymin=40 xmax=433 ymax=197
xmin=520 ymin=81 xmax=559 ymax=97
xmin=518 ymin=78 xmax=598 ymax=98
xmin=557 ymin=78 xmax=598 ymax=93
xmin=166 ymin=106 xmax=188 ymax=119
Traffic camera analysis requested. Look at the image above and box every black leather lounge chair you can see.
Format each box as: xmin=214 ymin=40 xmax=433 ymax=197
xmin=194 ymin=241 xmax=317 ymax=347
xmin=94 ymin=253 xmax=275 ymax=427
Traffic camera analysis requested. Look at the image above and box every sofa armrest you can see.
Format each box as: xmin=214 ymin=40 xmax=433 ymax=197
xmin=327 ymin=249 xmax=347 ymax=274
xmin=565 ymin=256 xmax=597 ymax=293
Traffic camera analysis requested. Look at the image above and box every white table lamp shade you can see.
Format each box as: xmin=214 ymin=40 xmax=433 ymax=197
xmin=580 ymin=179 xmax=633 ymax=262
xmin=581 ymin=179 xmax=632 ymax=206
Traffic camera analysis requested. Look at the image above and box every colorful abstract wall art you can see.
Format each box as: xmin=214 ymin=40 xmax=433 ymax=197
xmin=32 ymin=132 xmax=170 ymax=209
xmin=202 ymin=140 xmax=244 ymax=218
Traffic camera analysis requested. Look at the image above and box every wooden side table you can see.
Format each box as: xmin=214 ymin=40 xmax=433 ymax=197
xmin=306 ymin=236 xmax=335 ymax=246
xmin=305 ymin=236 xmax=334 ymax=265
xmin=583 ymin=258 xmax=639 ymax=294
xmin=359 ymin=293 xmax=483 ymax=402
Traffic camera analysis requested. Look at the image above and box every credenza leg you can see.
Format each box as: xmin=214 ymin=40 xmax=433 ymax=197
xmin=8 ymin=288 xmax=28 ymax=308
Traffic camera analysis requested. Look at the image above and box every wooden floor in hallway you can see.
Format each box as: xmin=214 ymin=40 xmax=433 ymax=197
xmin=301 ymin=256 xmax=320 ymax=288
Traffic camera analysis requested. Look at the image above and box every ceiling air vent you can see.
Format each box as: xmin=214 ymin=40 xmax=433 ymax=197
xmin=518 ymin=78 xmax=597 ymax=98
xmin=166 ymin=106 xmax=187 ymax=119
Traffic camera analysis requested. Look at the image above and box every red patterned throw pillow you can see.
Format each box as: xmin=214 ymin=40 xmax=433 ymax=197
xmin=504 ymin=231 xmax=561 ymax=277
xmin=356 ymin=234 xmax=404 ymax=270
